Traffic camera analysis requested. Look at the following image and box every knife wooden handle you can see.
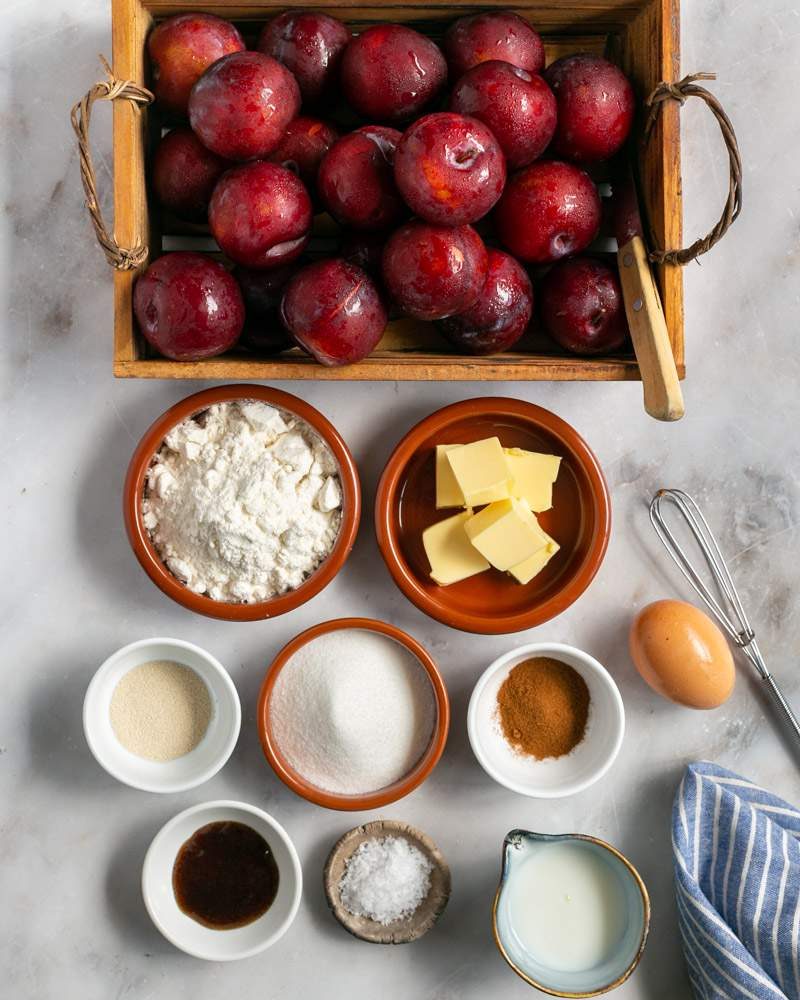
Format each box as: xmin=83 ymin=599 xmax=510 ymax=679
xmin=617 ymin=235 xmax=685 ymax=422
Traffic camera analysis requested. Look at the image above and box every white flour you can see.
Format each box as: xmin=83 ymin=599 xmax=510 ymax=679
xmin=270 ymin=629 xmax=436 ymax=795
xmin=143 ymin=401 xmax=342 ymax=602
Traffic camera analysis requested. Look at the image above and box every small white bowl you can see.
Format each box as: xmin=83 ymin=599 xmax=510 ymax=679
xmin=83 ymin=637 xmax=241 ymax=793
xmin=467 ymin=642 xmax=624 ymax=799
xmin=142 ymin=800 xmax=303 ymax=961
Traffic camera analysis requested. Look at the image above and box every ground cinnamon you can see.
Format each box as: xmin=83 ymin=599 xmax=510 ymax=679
xmin=496 ymin=657 xmax=590 ymax=760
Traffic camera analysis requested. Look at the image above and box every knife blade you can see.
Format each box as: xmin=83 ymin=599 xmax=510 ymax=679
xmin=611 ymin=158 xmax=647 ymax=247
xmin=611 ymin=158 xmax=685 ymax=422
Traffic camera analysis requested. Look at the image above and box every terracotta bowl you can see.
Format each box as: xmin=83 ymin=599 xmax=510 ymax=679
xmin=257 ymin=618 xmax=450 ymax=811
xmin=123 ymin=385 xmax=360 ymax=622
xmin=374 ymin=398 xmax=611 ymax=634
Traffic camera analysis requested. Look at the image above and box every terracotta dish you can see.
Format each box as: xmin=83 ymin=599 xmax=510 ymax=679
xmin=324 ymin=819 xmax=451 ymax=944
xmin=257 ymin=618 xmax=450 ymax=810
xmin=374 ymin=398 xmax=611 ymax=634
xmin=123 ymin=384 xmax=360 ymax=621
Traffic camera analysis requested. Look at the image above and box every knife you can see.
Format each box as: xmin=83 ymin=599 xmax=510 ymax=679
xmin=611 ymin=159 xmax=685 ymax=422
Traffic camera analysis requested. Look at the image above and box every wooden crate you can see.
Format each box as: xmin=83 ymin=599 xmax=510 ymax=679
xmin=110 ymin=0 xmax=683 ymax=380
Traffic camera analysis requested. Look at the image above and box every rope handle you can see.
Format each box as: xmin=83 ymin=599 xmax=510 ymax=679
xmin=70 ymin=56 xmax=154 ymax=271
xmin=643 ymin=72 xmax=742 ymax=266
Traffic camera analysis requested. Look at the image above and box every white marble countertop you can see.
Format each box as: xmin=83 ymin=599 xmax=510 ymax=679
xmin=2 ymin=1 xmax=799 ymax=997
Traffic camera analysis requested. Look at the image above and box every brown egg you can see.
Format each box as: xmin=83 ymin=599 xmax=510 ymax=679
xmin=629 ymin=599 xmax=735 ymax=709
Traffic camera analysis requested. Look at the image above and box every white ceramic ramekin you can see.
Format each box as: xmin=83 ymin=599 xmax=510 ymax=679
xmin=83 ymin=637 xmax=241 ymax=793
xmin=142 ymin=800 xmax=302 ymax=961
xmin=467 ymin=642 xmax=624 ymax=799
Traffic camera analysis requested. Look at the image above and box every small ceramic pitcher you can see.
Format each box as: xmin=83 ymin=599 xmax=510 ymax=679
xmin=492 ymin=829 xmax=650 ymax=997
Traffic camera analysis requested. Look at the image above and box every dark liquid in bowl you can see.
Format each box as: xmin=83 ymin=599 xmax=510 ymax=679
xmin=173 ymin=820 xmax=280 ymax=929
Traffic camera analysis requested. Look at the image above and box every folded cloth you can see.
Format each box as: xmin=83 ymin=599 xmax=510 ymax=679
xmin=673 ymin=761 xmax=800 ymax=1000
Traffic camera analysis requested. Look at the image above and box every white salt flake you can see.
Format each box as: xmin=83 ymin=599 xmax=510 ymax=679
xmin=339 ymin=836 xmax=433 ymax=925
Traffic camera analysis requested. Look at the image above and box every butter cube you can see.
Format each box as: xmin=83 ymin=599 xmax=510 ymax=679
xmin=508 ymin=533 xmax=560 ymax=585
xmin=464 ymin=498 xmax=548 ymax=572
xmin=435 ymin=444 xmax=466 ymax=508
xmin=446 ymin=437 xmax=511 ymax=507
xmin=423 ymin=511 xmax=490 ymax=586
xmin=504 ymin=448 xmax=561 ymax=512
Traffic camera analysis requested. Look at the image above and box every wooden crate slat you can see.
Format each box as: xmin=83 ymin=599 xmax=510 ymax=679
xmin=141 ymin=2 xmax=646 ymax=32
xmin=624 ymin=0 xmax=683 ymax=366
xmin=112 ymin=0 xmax=151 ymax=363
xmin=116 ymin=354 xmax=678 ymax=380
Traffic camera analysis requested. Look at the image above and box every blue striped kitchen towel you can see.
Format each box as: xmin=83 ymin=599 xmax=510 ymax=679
xmin=673 ymin=761 xmax=800 ymax=999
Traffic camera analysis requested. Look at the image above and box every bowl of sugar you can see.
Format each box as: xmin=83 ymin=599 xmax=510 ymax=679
xmin=257 ymin=618 xmax=450 ymax=810
xmin=83 ymin=637 xmax=241 ymax=793
xmin=493 ymin=830 xmax=650 ymax=996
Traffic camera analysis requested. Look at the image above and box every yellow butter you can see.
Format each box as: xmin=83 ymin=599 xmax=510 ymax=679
xmin=446 ymin=437 xmax=511 ymax=507
xmin=503 ymin=448 xmax=562 ymax=512
xmin=423 ymin=510 xmax=490 ymax=586
xmin=508 ymin=533 xmax=560 ymax=585
xmin=464 ymin=498 xmax=548 ymax=572
xmin=435 ymin=444 xmax=466 ymax=508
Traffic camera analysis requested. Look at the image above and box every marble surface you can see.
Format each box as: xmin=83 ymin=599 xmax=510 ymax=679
xmin=2 ymin=2 xmax=800 ymax=997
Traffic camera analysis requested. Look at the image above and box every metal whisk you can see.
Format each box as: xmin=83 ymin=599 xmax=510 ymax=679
xmin=649 ymin=488 xmax=800 ymax=744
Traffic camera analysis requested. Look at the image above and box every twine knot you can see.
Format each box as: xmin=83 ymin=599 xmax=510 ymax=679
xmin=70 ymin=55 xmax=154 ymax=271
xmin=646 ymin=72 xmax=717 ymax=111
xmin=643 ymin=73 xmax=742 ymax=267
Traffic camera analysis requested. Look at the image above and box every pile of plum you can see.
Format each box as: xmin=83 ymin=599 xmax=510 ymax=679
xmin=134 ymin=10 xmax=636 ymax=364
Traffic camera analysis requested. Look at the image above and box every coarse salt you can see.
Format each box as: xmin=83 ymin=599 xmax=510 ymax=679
xmin=143 ymin=401 xmax=342 ymax=603
xmin=339 ymin=836 xmax=433 ymax=925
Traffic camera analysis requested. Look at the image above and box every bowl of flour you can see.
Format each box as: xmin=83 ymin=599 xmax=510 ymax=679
xmin=124 ymin=386 xmax=361 ymax=620
xmin=257 ymin=618 xmax=450 ymax=810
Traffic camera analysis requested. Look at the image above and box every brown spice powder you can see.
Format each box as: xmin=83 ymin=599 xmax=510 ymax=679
xmin=496 ymin=657 xmax=590 ymax=760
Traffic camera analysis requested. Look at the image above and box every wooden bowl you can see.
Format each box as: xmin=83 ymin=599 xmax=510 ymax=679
xmin=257 ymin=618 xmax=450 ymax=811
xmin=123 ymin=385 xmax=360 ymax=621
xmin=323 ymin=820 xmax=451 ymax=944
xmin=374 ymin=398 xmax=611 ymax=634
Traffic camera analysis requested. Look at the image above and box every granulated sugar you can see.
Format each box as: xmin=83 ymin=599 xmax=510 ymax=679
xmin=270 ymin=629 xmax=436 ymax=795
xmin=339 ymin=836 xmax=433 ymax=925
xmin=110 ymin=660 xmax=212 ymax=761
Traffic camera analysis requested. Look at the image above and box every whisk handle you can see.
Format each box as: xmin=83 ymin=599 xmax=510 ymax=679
xmin=762 ymin=675 xmax=800 ymax=743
